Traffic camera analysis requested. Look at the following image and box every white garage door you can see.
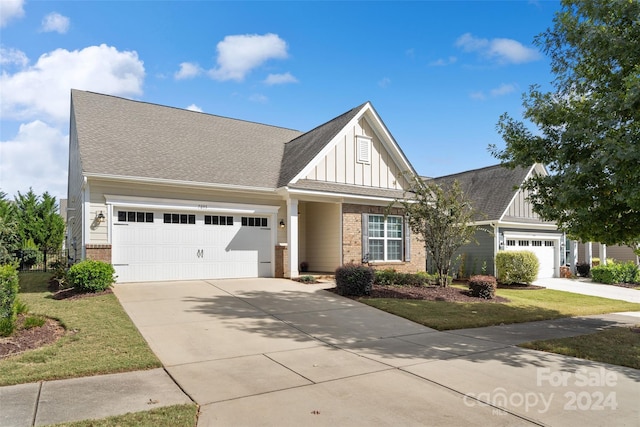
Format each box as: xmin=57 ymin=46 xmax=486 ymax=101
xmin=112 ymin=209 xmax=273 ymax=283
xmin=505 ymin=238 xmax=557 ymax=279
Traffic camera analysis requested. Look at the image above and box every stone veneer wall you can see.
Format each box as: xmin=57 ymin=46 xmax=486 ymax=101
xmin=342 ymin=203 xmax=425 ymax=273
xmin=85 ymin=244 xmax=112 ymax=263
xmin=275 ymin=245 xmax=289 ymax=278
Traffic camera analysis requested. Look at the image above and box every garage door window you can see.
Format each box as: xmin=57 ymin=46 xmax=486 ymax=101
xmin=545 ymin=241 xmax=554 ymax=247
xmin=204 ymin=215 xmax=234 ymax=225
xmin=518 ymin=240 xmax=530 ymax=247
xmin=241 ymin=217 xmax=268 ymax=227
xmin=163 ymin=213 xmax=196 ymax=224
xmin=118 ymin=211 xmax=154 ymax=223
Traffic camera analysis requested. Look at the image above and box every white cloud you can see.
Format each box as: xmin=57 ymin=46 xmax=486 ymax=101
xmin=378 ymin=77 xmax=391 ymax=88
xmin=455 ymin=33 xmax=540 ymax=64
xmin=0 ymin=44 xmax=145 ymax=122
xmin=186 ymin=104 xmax=202 ymax=112
xmin=0 ymin=120 xmax=68 ymax=200
xmin=264 ymin=72 xmax=297 ymax=85
xmin=490 ymin=83 xmax=517 ymax=97
xmin=41 ymin=12 xmax=70 ymax=33
xmin=0 ymin=0 xmax=25 ymax=27
xmin=209 ymin=33 xmax=288 ymax=82
xmin=174 ymin=62 xmax=202 ymax=80
xmin=249 ymin=93 xmax=268 ymax=104
xmin=0 ymin=47 xmax=28 ymax=67
xmin=469 ymin=91 xmax=486 ymax=101
xmin=429 ymin=56 xmax=457 ymax=67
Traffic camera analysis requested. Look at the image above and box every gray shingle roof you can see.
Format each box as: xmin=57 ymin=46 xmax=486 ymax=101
xmin=72 ymin=90 xmax=303 ymax=189
xmin=278 ymin=103 xmax=366 ymax=186
xmin=429 ymin=164 xmax=533 ymax=221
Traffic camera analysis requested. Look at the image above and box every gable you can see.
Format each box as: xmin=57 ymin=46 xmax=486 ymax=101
xmin=288 ymin=103 xmax=416 ymax=192
xmin=503 ymin=163 xmax=550 ymax=223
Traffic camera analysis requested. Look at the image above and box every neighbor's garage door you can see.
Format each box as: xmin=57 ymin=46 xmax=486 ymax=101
xmin=505 ymin=238 xmax=557 ymax=279
xmin=112 ymin=210 xmax=272 ymax=283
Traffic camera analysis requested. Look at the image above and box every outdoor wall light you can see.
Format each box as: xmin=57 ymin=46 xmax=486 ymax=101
xmin=96 ymin=211 xmax=106 ymax=223
xmin=279 ymin=219 xmax=285 ymax=228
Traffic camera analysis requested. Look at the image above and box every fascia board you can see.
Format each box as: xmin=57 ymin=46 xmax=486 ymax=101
xmin=103 ymin=194 xmax=280 ymax=214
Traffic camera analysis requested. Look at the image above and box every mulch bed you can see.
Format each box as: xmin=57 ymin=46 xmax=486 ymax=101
xmin=329 ymin=284 xmax=510 ymax=303
xmin=0 ymin=314 xmax=65 ymax=359
xmin=51 ymin=287 xmax=113 ymax=300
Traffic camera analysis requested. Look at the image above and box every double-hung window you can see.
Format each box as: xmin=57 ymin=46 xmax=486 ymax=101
xmin=363 ymin=214 xmax=406 ymax=262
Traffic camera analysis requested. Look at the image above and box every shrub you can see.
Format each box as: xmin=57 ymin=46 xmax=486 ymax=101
xmin=67 ymin=260 xmax=116 ymax=293
xmin=335 ymin=264 xmax=374 ymax=297
xmin=19 ymin=239 xmax=42 ymax=270
xmin=0 ymin=264 xmax=19 ymax=336
xmin=495 ymin=251 xmax=539 ymax=284
xmin=592 ymin=262 xmax=639 ymax=285
xmin=468 ymin=275 xmax=497 ymax=299
xmin=374 ymin=269 xmax=397 ymax=286
xmin=576 ymin=262 xmax=591 ymax=277
xmin=296 ymin=275 xmax=316 ymax=283
xmin=373 ymin=269 xmax=437 ymax=287
xmin=49 ymin=260 xmax=69 ymax=290
xmin=23 ymin=315 xmax=46 ymax=329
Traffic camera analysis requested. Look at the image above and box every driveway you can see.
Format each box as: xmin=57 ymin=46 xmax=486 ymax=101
xmin=114 ymin=279 xmax=640 ymax=426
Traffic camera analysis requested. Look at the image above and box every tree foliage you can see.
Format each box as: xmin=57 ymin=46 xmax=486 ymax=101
xmin=395 ymin=178 xmax=478 ymax=287
xmin=0 ymin=192 xmax=19 ymax=264
xmin=491 ymin=0 xmax=640 ymax=246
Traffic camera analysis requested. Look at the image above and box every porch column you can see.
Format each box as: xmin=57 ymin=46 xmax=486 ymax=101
xmin=586 ymin=242 xmax=593 ymax=267
xmin=569 ymin=240 xmax=578 ymax=275
xmin=600 ymin=243 xmax=607 ymax=265
xmin=286 ymin=198 xmax=299 ymax=278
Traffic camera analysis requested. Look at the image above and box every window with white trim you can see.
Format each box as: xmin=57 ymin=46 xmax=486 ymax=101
xmin=356 ymin=135 xmax=371 ymax=164
xmin=367 ymin=214 xmax=403 ymax=261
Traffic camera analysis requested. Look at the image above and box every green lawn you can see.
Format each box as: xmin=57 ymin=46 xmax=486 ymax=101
xmin=520 ymin=327 xmax=640 ymax=369
xmin=49 ymin=404 xmax=198 ymax=427
xmin=0 ymin=272 xmax=162 ymax=386
xmin=361 ymin=287 xmax=640 ymax=331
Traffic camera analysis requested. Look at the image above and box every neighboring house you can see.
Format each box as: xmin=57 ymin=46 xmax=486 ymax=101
xmin=575 ymin=242 xmax=639 ymax=266
xmin=67 ymin=90 xmax=425 ymax=283
xmin=430 ymin=164 xmax=564 ymax=279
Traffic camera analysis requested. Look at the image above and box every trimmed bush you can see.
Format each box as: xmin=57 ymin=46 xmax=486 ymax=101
xmin=0 ymin=264 xmax=19 ymax=336
xmin=335 ymin=264 xmax=374 ymax=297
xmin=373 ymin=269 xmax=438 ymax=287
xmin=468 ymin=275 xmax=497 ymax=299
xmin=591 ymin=262 xmax=639 ymax=285
xmin=495 ymin=251 xmax=539 ymax=284
xmin=374 ymin=269 xmax=398 ymax=286
xmin=67 ymin=260 xmax=116 ymax=293
xmin=576 ymin=262 xmax=591 ymax=277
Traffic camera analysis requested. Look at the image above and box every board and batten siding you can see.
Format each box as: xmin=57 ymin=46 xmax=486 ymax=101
xmin=450 ymin=227 xmax=496 ymax=277
xmin=305 ymin=118 xmax=409 ymax=190
xmin=577 ymin=243 xmax=638 ymax=264
xmin=504 ymin=188 xmax=543 ymax=221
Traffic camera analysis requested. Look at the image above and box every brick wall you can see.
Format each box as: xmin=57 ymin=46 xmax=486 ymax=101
xmin=85 ymin=244 xmax=112 ymax=263
xmin=275 ymin=245 xmax=289 ymax=278
xmin=342 ymin=204 xmax=425 ymax=273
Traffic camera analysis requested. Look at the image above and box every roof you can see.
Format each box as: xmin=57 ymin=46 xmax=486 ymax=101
xmin=429 ymin=164 xmax=533 ymax=221
xmin=71 ymin=90 xmax=413 ymax=198
xmin=72 ymin=90 xmax=305 ymax=189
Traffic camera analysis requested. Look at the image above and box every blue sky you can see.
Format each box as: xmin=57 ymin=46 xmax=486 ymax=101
xmin=0 ymin=0 xmax=561 ymax=201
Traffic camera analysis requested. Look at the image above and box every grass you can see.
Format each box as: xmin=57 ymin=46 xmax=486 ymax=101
xmin=48 ymin=404 xmax=198 ymax=427
xmin=520 ymin=326 xmax=640 ymax=369
xmin=0 ymin=272 xmax=162 ymax=386
xmin=361 ymin=287 xmax=640 ymax=331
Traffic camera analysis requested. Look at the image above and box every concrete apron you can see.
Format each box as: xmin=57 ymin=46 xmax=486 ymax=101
xmin=114 ymin=279 xmax=640 ymax=426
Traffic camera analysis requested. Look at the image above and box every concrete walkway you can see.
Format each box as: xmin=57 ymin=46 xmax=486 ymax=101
xmin=2 ymin=278 xmax=639 ymax=426
xmin=534 ymin=277 xmax=640 ymax=303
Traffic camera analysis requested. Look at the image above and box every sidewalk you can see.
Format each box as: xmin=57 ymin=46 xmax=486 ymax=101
xmin=534 ymin=277 xmax=640 ymax=303
xmin=0 ymin=368 xmax=192 ymax=427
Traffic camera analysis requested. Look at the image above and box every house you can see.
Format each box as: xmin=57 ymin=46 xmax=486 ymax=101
xmin=574 ymin=242 xmax=639 ymax=267
xmin=66 ymin=90 xmax=425 ymax=283
xmin=430 ymin=164 xmax=564 ymax=279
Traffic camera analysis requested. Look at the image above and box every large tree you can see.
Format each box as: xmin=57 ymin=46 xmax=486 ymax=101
xmin=15 ymin=189 xmax=65 ymax=270
xmin=0 ymin=192 xmax=19 ymax=264
xmin=396 ymin=178 xmax=478 ymax=287
xmin=491 ymin=0 xmax=640 ymax=246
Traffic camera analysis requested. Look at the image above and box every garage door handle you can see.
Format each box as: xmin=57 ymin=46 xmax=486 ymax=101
xmin=113 ymin=264 xmax=129 ymax=266
xmin=260 ymin=261 xmax=271 ymax=264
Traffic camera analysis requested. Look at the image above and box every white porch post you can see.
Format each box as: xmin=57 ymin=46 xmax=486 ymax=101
xmin=286 ymin=198 xmax=299 ymax=278
xmin=586 ymin=242 xmax=593 ymax=267
xmin=570 ymin=240 xmax=578 ymax=274
xmin=600 ymin=243 xmax=607 ymax=265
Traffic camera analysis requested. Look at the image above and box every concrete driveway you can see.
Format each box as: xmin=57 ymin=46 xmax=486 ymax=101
xmin=114 ymin=279 xmax=640 ymax=426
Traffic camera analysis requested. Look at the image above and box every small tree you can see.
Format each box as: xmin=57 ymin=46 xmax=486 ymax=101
xmin=0 ymin=192 xmax=19 ymax=264
xmin=395 ymin=177 xmax=478 ymax=287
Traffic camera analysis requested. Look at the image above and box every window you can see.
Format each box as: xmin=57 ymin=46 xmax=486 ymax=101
xmin=506 ymin=239 xmax=516 ymax=247
xmin=163 ymin=213 xmax=196 ymax=224
xmin=365 ymin=214 xmax=403 ymax=262
xmin=117 ymin=211 xmax=154 ymax=223
xmin=356 ymin=135 xmax=371 ymax=164
xmin=241 ymin=217 xmax=268 ymax=227
xmin=204 ymin=215 xmax=233 ymax=226
xmin=545 ymin=240 xmax=555 ymax=247
xmin=532 ymin=240 xmax=543 ymax=247
xmin=518 ymin=240 xmax=530 ymax=247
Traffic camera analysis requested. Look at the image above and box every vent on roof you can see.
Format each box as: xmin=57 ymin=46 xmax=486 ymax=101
xmin=356 ymin=135 xmax=371 ymax=164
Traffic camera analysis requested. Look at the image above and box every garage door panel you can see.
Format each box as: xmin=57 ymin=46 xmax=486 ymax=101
xmin=504 ymin=237 xmax=557 ymax=279
xmin=112 ymin=210 xmax=272 ymax=283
